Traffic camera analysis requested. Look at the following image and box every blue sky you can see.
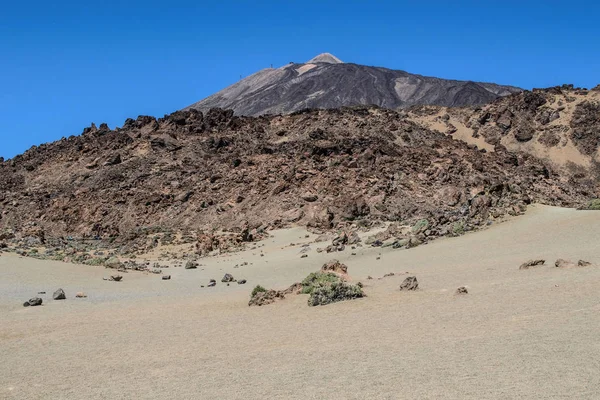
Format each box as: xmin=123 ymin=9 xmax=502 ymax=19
xmin=1 ymin=0 xmax=598 ymax=159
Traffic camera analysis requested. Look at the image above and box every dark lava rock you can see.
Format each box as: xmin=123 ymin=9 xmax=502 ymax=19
xmin=455 ymin=286 xmax=469 ymax=295
xmin=23 ymin=297 xmax=43 ymax=307
xmin=399 ymin=276 xmax=419 ymax=291
xmin=519 ymin=259 xmax=545 ymax=270
xmin=52 ymin=288 xmax=66 ymax=300
xmin=221 ymin=273 xmax=235 ymax=283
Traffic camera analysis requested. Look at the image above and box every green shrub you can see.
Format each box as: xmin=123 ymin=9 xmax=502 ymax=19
xmin=251 ymin=285 xmax=267 ymax=297
xmin=587 ymin=199 xmax=600 ymax=210
xmin=85 ymin=257 xmax=108 ymax=266
xmin=452 ymin=221 xmax=465 ymax=236
xmin=412 ymin=219 xmax=429 ymax=234
xmin=308 ymin=281 xmax=365 ymax=306
xmin=301 ymin=272 xmax=341 ymax=294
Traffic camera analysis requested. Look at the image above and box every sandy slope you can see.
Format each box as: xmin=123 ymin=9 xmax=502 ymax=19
xmin=1 ymin=205 xmax=600 ymax=399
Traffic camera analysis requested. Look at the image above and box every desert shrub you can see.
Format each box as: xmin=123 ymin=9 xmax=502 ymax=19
xmin=412 ymin=219 xmax=429 ymax=234
xmin=452 ymin=221 xmax=465 ymax=236
xmin=307 ymin=281 xmax=365 ymax=306
xmin=85 ymin=257 xmax=108 ymax=266
xmin=301 ymin=272 xmax=340 ymax=294
xmin=587 ymin=199 xmax=600 ymax=210
xmin=251 ymin=285 xmax=267 ymax=297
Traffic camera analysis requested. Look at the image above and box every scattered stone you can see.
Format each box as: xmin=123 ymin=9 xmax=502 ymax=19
xmin=455 ymin=286 xmax=468 ymax=295
xmin=185 ymin=260 xmax=198 ymax=269
xmin=52 ymin=288 xmax=66 ymax=300
xmin=578 ymin=260 xmax=592 ymax=267
xmin=221 ymin=273 xmax=235 ymax=282
xmin=383 ymin=273 xmax=395 ymax=278
xmin=282 ymin=282 xmax=303 ymax=295
xmin=23 ymin=297 xmax=43 ymax=307
xmin=207 ymin=279 xmax=217 ymax=287
xmin=519 ymin=259 xmax=545 ymax=270
xmin=162 ymin=275 xmax=171 ymax=280
xmin=37 ymin=291 xmax=46 ymax=294
xmin=109 ymin=275 xmax=123 ymax=282
xmin=399 ymin=276 xmax=419 ymax=291
xmin=555 ymin=259 xmax=577 ymax=268
xmin=367 ymin=276 xmax=373 ymax=280
xmin=75 ymin=292 xmax=87 ymax=298
xmin=238 ymin=279 xmax=247 ymax=285
xmin=321 ymin=260 xmax=348 ymax=275
xmin=301 ymin=254 xmax=308 ymax=258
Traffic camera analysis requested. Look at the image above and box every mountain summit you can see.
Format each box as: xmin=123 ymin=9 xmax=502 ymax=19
xmin=185 ymin=53 xmax=521 ymax=116
xmin=307 ymin=52 xmax=343 ymax=64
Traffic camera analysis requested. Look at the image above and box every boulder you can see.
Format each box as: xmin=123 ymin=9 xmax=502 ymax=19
xmin=52 ymin=288 xmax=66 ymax=300
xmin=321 ymin=260 xmax=348 ymax=275
xmin=555 ymin=259 xmax=577 ymax=268
xmin=23 ymin=297 xmax=43 ymax=307
xmin=519 ymin=259 xmax=545 ymax=270
xmin=455 ymin=286 xmax=468 ymax=295
xmin=221 ymin=273 xmax=235 ymax=283
xmin=104 ymin=257 xmax=121 ymax=269
xmin=301 ymin=193 xmax=319 ymax=202
xmin=399 ymin=276 xmax=419 ymax=291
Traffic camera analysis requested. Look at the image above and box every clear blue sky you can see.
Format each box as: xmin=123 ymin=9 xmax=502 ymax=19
xmin=1 ymin=0 xmax=598 ymax=159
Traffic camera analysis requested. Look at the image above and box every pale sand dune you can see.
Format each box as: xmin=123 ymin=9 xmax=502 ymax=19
xmin=1 ymin=205 xmax=600 ymax=399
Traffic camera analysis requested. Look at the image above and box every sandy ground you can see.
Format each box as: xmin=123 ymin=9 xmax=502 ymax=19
xmin=1 ymin=205 xmax=600 ymax=399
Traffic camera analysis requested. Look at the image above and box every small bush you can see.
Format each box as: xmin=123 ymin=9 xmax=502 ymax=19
xmin=85 ymin=257 xmax=108 ymax=266
xmin=251 ymin=285 xmax=267 ymax=297
xmin=301 ymin=272 xmax=340 ymax=294
xmin=308 ymin=281 xmax=365 ymax=306
xmin=452 ymin=221 xmax=465 ymax=236
xmin=587 ymin=199 xmax=600 ymax=210
xmin=412 ymin=219 xmax=429 ymax=234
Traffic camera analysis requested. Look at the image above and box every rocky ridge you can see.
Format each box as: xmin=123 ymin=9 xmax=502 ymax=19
xmin=0 ymin=102 xmax=596 ymax=259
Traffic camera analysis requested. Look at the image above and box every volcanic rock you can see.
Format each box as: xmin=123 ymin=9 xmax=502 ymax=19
xmin=399 ymin=276 xmax=419 ymax=291
xmin=52 ymin=288 xmax=66 ymax=300
xmin=23 ymin=297 xmax=43 ymax=307
xmin=519 ymin=259 xmax=546 ymax=270
xmin=221 ymin=273 xmax=235 ymax=283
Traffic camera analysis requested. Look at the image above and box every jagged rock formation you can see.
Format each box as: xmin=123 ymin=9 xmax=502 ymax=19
xmin=185 ymin=53 xmax=521 ymax=116
xmin=405 ymin=85 xmax=600 ymax=180
xmin=0 ymin=105 xmax=594 ymax=249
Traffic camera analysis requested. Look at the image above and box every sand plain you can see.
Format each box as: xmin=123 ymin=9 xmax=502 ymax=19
xmin=1 ymin=205 xmax=599 ymax=399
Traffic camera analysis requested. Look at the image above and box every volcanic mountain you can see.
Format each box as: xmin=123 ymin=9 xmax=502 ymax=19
xmin=185 ymin=53 xmax=521 ymax=116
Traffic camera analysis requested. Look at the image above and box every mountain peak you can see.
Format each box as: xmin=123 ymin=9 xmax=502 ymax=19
xmin=307 ymin=53 xmax=343 ymax=64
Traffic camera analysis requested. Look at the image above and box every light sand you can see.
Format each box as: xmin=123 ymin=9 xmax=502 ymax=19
xmin=1 ymin=205 xmax=600 ymax=399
